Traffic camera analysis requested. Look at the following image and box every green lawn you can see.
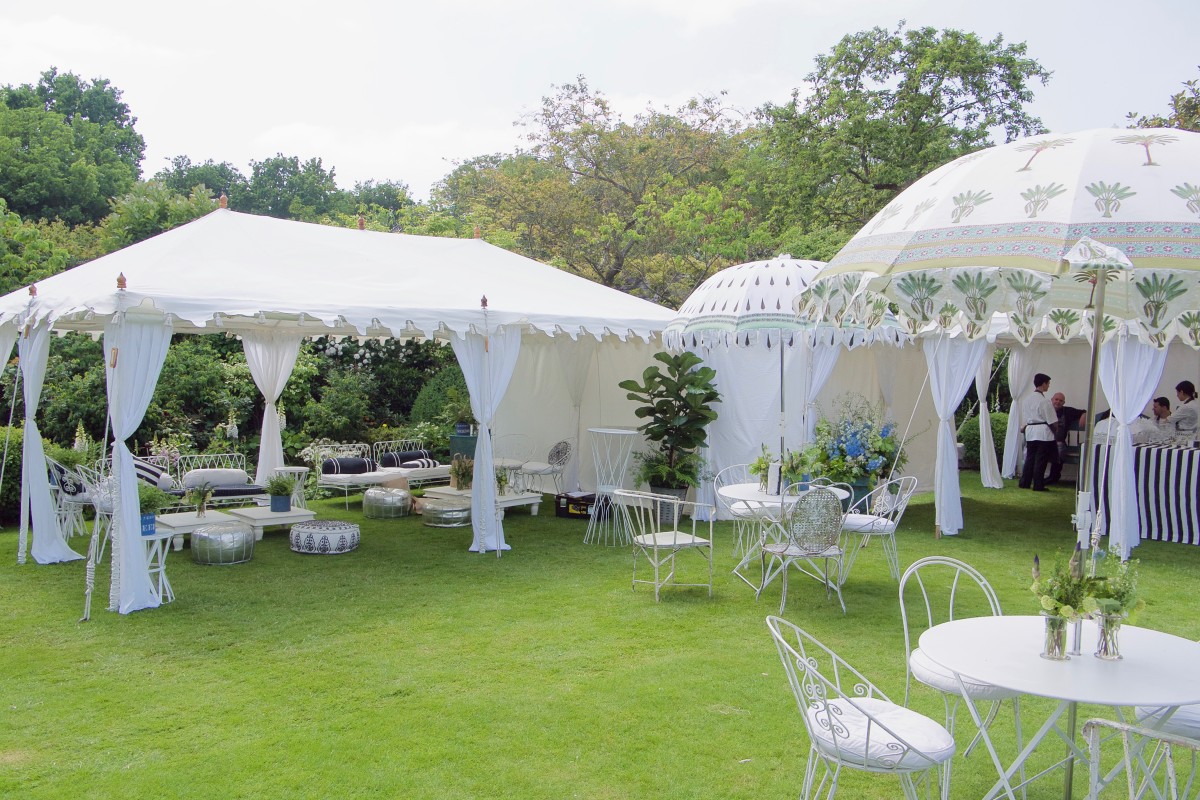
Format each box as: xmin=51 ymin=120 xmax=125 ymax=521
xmin=2 ymin=475 xmax=1197 ymax=799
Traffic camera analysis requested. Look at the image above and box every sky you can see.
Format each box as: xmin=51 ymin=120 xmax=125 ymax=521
xmin=2 ymin=0 xmax=1197 ymax=201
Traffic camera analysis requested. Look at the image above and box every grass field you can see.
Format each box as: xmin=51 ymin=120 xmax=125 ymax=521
xmin=2 ymin=474 xmax=1198 ymax=799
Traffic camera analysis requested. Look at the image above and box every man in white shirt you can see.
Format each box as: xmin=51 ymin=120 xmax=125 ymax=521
xmin=1019 ymin=373 xmax=1057 ymax=492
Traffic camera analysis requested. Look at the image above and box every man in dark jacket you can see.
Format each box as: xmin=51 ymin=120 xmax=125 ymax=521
xmin=1046 ymin=392 xmax=1086 ymax=485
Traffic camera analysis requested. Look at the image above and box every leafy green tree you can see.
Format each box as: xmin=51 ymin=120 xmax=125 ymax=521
xmin=0 ymin=69 xmax=144 ymax=224
xmin=154 ymin=156 xmax=251 ymax=207
xmin=244 ymin=153 xmax=347 ymax=220
xmin=96 ymin=181 xmax=217 ymax=250
xmin=301 ymin=366 xmax=377 ymax=443
xmin=1 ymin=67 xmax=145 ymax=172
xmin=1127 ymin=68 xmax=1200 ymax=132
xmin=0 ymin=198 xmax=72 ymax=294
xmin=753 ymin=22 xmax=1049 ymax=239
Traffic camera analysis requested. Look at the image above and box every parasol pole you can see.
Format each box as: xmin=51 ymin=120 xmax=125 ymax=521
xmin=1064 ymin=236 xmax=1133 ymax=555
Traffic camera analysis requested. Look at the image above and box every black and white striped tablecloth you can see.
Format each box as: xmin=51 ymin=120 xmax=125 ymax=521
xmin=1091 ymin=444 xmax=1200 ymax=545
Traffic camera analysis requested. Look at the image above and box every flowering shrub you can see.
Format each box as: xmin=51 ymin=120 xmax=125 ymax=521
xmin=800 ymin=393 xmax=906 ymax=484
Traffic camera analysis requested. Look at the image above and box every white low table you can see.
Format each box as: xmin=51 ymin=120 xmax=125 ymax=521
xmin=156 ymin=510 xmax=236 ymax=551
xmin=424 ymin=487 xmax=542 ymax=517
xmin=226 ymin=506 xmax=317 ymax=540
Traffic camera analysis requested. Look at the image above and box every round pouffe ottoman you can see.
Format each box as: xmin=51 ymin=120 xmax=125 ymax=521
xmin=422 ymin=499 xmax=472 ymax=528
xmin=290 ymin=520 xmax=360 ymax=555
xmin=363 ymin=487 xmax=413 ymax=519
xmin=192 ymin=521 xmax=256 ymax=565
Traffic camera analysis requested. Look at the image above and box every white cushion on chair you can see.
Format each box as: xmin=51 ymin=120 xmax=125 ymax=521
xmin=1135 ymin=704 xmax=1200 ymax=739
xmin=842 ymin=513 xmax=895 ymax=534
xmin=633 ymin=532 xmax=710 ymax=548
xmin=806 ymin=696 xmax=955 ymax=770
xmin=520 ymin=460 xmax=554 ymax=475
xmin=910 ymin=648 xmax=1020 ymax=700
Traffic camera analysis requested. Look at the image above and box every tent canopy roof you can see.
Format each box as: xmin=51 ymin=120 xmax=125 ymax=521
xmin=0 ymin=210 xmax=675 ymax=340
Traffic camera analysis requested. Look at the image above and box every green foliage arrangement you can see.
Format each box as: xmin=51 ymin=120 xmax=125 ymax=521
xmin=619 ymin=351 xmax=720 ymax=490
xmin=449 ymin=455 xmax=474 ymax=490
xmin=136 ymin=482 xmax=175 ymax=515
xmin=1031 ymin=545 xmax=1089 ymax=621
xmin=1084 ymin=552 xmax=1146 ymax=619
xmin=801 ymin=393 xmax=906 ymax=485
xmin=264 ymin=474 xmax=296 ymax=497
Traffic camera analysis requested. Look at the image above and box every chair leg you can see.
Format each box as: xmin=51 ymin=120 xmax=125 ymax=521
xmin=778 ymin=563 xmax=789 ymax=615
xmin=882 ymin=532 xmax=901 ymax=581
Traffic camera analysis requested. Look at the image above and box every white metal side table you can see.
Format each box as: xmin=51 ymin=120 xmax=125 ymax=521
xmin=583 ymin=427 xmax=638 ymax=546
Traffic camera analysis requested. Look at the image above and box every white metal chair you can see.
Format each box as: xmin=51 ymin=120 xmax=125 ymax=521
xmin=46 ymin=457 xmax=90 ymax=540
xmin=713 ymin=463 xmax=764 ymax=556
xmin=1085 ymin=717 xmax=1199 ymax=800
xmin=613 ymin=489 xmax=714 ymax=602
xmin=899 ymin=557 xmax=1023 ymax=783
xmin=758 ymin=484 xmax=848 ymax=614
xmin=492 ymin=434 xmax=532 ymax=492
xmin=519 ymin=438 xmax=573 ymax=494
xmin=842 ymin=475 xmax=919 ymax=581
xmin=75 ymin=464 xmax=115 ymax=563
xmin=767 ymin=616 xmax=955 ymax=800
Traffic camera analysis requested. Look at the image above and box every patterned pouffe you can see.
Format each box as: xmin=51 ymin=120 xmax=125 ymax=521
xmin=289 ymin=520 xmax=361 ymax=555
xmin=192 ymin=521 xmax=256 ymax=565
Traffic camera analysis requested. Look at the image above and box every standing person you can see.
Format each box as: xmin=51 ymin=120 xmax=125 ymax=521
xmin=1019 ymin=373 xmax=1057 ymax=492
xmin=1046 ymin=392 xmax=1086 ymax=485
xmin=1174 ymin=380 xmax=1198 ymax=442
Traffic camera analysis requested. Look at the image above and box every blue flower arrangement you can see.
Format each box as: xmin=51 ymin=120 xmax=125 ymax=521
xmin=799 ymin=393 xmax=907 ymax=484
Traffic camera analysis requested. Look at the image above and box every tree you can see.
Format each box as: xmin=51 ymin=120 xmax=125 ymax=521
xmin=0 ymin=198 xmax=72 ymax=294
xmin=1127 ymin=68 xmax=1200 ymax=132
xmin=96 ymin=181 xmax=217 ymax=251
xmin=243 ymin=153 xmax=346 ymax=220
xmin=1 ymin=67 xmax=145 ymax=172
xmin=753 ymin=23 xmax=1050 ymax=240
xmin=436 ymin=78 xmax=747 ymax=306
xmin=155 ymin=156 xmax=251 ymax=207
xmin=0 ymin=69 xmax=145 ymax=224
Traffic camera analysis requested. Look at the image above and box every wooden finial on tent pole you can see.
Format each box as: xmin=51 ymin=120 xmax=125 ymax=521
xmin=473 ymin=226 xmax=481 ymax=239
xmin=109 ymin=347 xmax=118 ymax=368
xmin=219 ymin=193 xmax=228 ymax=209
xmin=481 ymin=295 xmax=488 ymax=309
xmin=357 ymin=215 xmax=365 ymax=230
xmin=28 ymin=284 xmax=36 ymax=297
xmin=116 ymin=273 xmax=127 ymax=290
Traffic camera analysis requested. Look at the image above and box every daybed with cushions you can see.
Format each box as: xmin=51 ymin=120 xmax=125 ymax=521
xmin=134 ymin=453 xmax=268 ymax=508
xmin=314 ymin=440 xmax=450 ymax=507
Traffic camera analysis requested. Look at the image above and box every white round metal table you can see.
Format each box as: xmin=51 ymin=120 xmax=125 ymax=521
xmin=583 ymin=427 xmax=639 ymax=546
xmin=919 ymin=615 xmax=1200 ymax=799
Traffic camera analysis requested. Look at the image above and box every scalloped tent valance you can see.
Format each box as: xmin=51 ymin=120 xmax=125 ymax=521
xmin=0 ymin=209 xmax=675 ymax=341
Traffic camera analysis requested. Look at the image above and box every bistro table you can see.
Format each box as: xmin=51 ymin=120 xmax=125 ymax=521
xmin=717 ymin=482 xmax=849 ymax=589
xmin=919 ymin=615 xmax=1200 ymax=800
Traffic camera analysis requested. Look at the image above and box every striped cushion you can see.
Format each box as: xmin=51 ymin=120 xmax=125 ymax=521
xmin=400 ymin=458 xmax=439 ymax=469
xmin=379 ymin=450 xmax=431 ymax=469
xmin=321 ymin=457 xmax=376 ymax=475
xmin=133 ymin=458 xmax=174 ymax=490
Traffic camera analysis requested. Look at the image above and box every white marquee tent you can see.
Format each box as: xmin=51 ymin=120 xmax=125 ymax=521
xmin=0 ymin=209 xmax=676 ymax=613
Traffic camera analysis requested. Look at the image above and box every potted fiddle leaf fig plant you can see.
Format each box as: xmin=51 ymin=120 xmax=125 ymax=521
xmin=619 ymin=351 xmax=720 ymax=498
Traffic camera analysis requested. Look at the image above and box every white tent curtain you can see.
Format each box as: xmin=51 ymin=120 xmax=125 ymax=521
xmin=1003 ymin=346 xmax=1038 ymax=479
xmin=19 ymin=322 xmax=82 ymax=564
xmin=0 ymin=324 xmax=16 ymax=526
xmin=242 ymin=331 xmax=303 ymax=485
xmin=553 ymin=335 xmax=598 ymax=493
xmin=798 ymin=331 xmax=843 ymax=444
xmin=104 ymin=318 xmax=173 ymax=613
xmin=1097 ymin=329 xmax=1168 ymax=559
xmin=975 ymin=347 xmax=1003 ymax=489
xmin=924 ymin=334 xmax=988 ymax=536
xmin=452 ymin=325 xmax=522 ymax=554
